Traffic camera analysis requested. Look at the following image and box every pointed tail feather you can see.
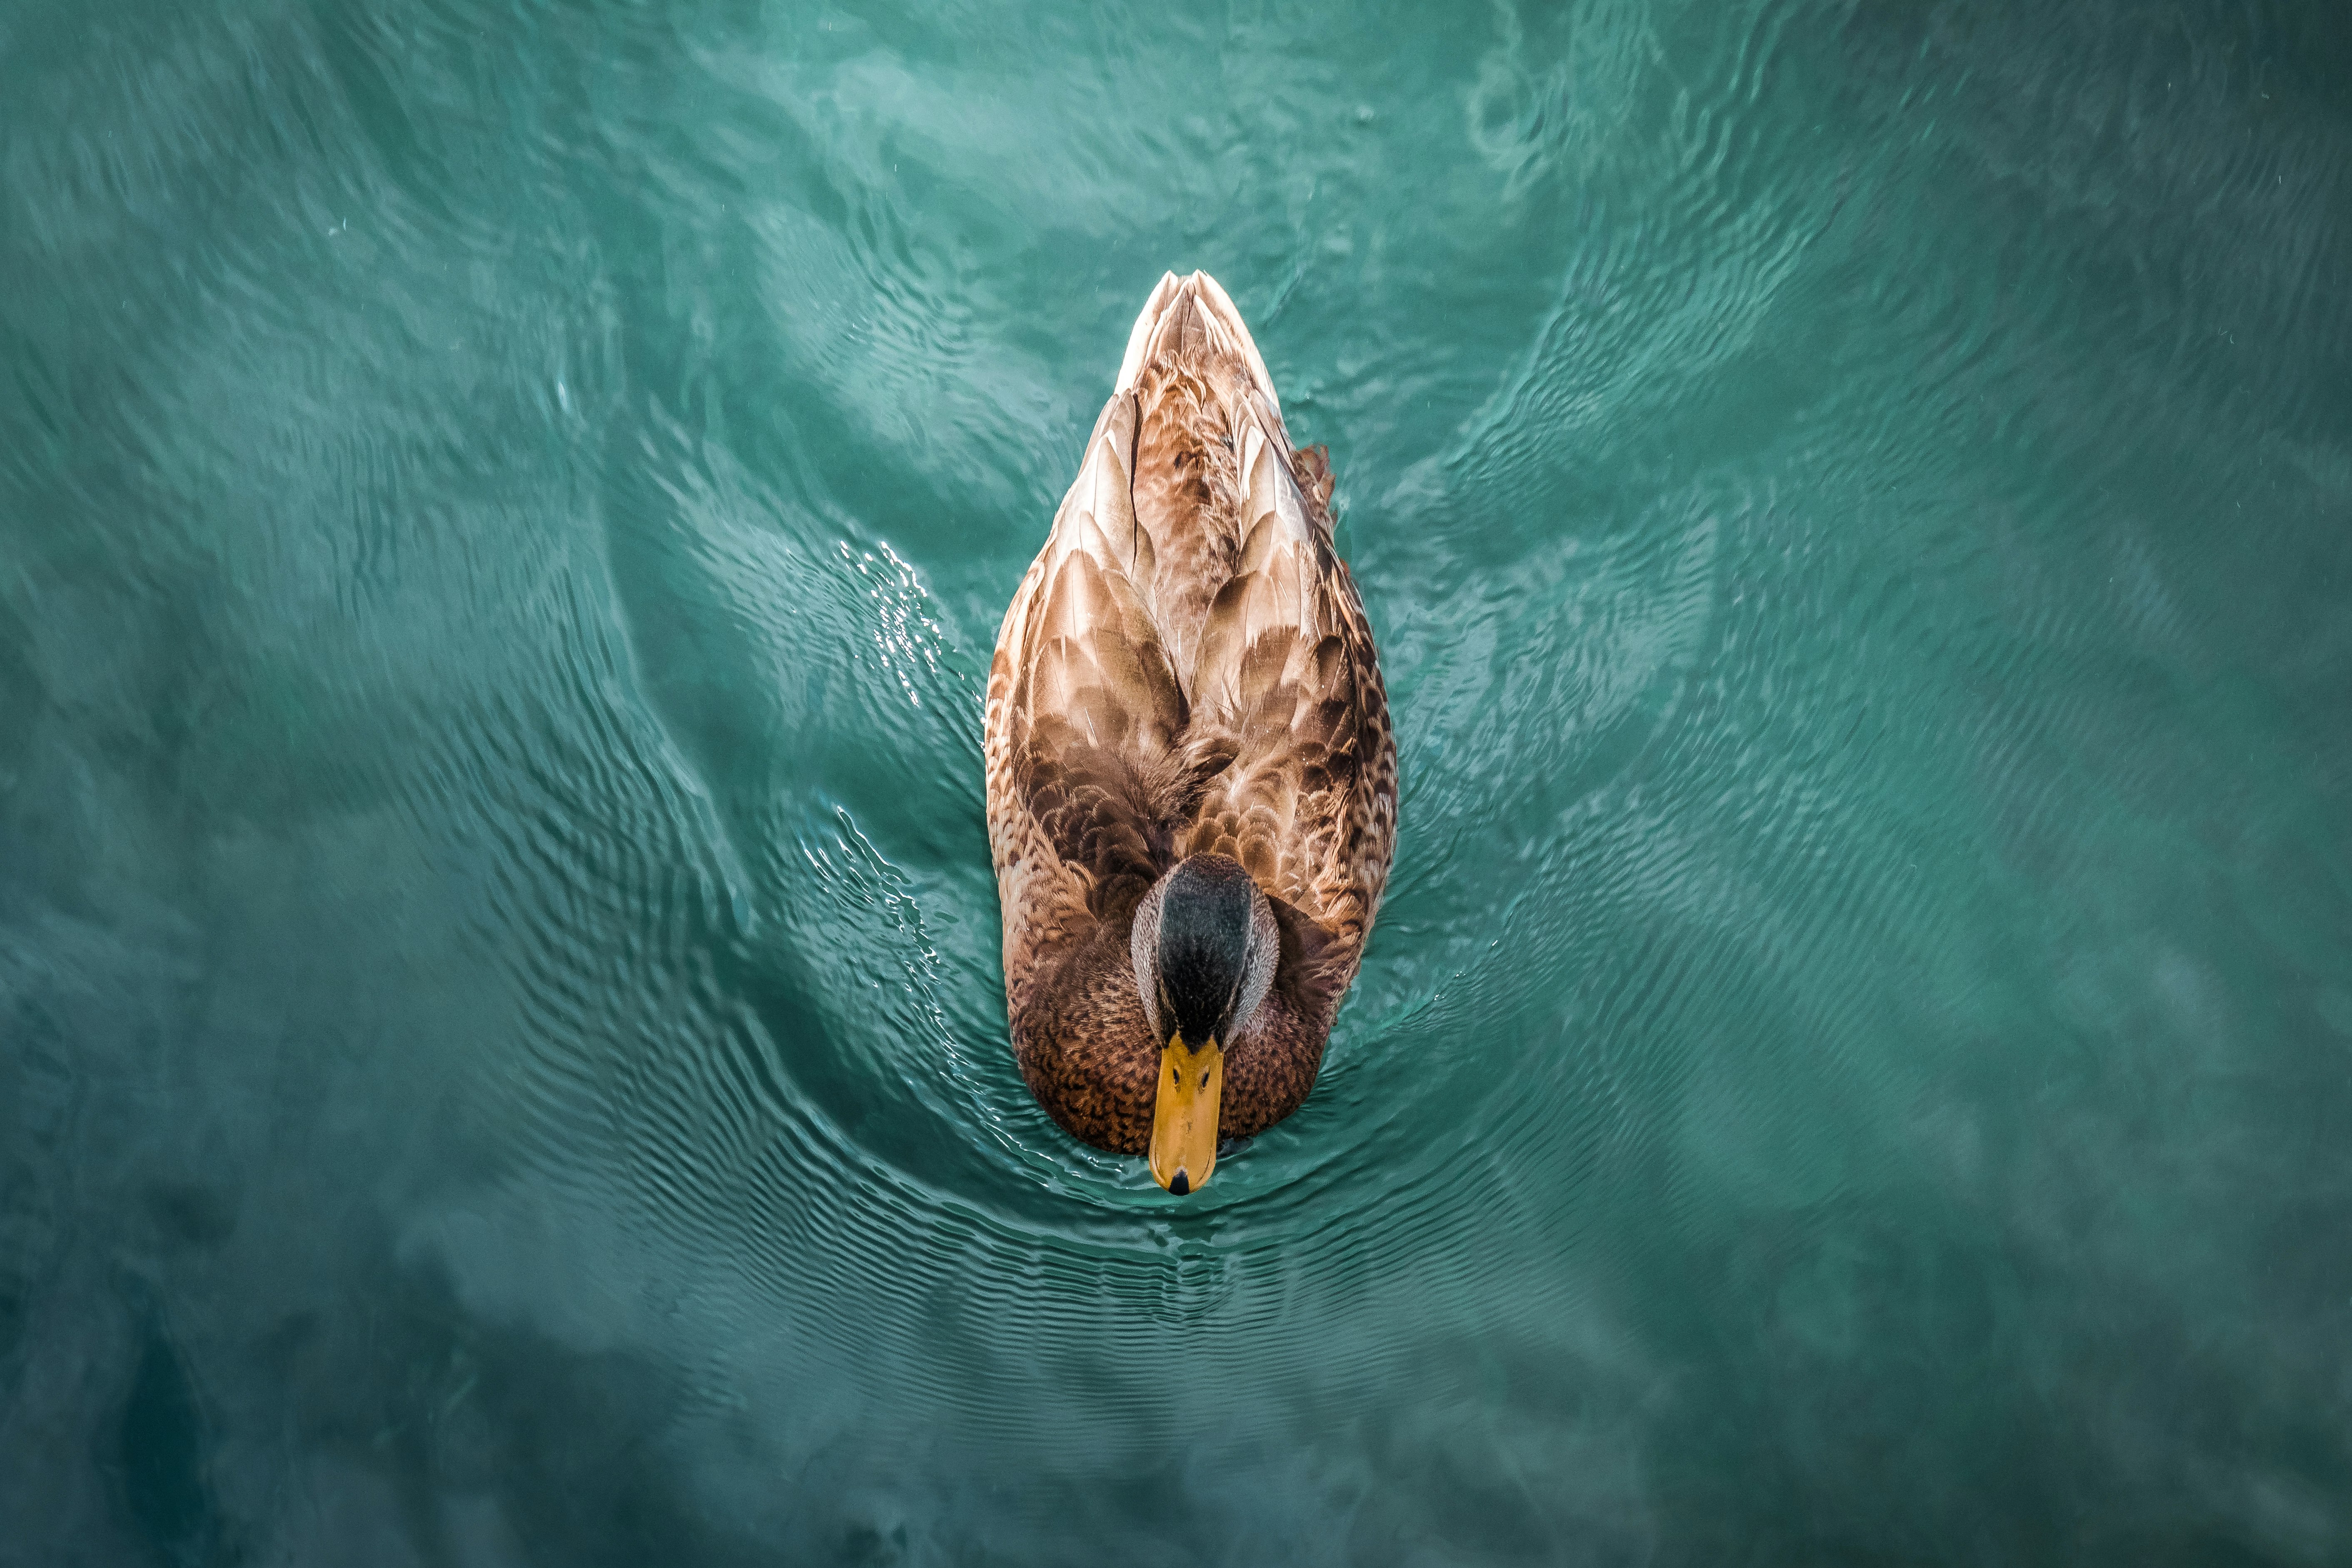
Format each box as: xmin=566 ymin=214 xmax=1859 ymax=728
xmin=1114 ymin=270 xmax=1284 ymax=423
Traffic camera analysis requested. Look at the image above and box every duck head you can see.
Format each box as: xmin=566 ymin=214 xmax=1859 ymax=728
xmin=1129 ymin=854 xmax=1278 ymax=1194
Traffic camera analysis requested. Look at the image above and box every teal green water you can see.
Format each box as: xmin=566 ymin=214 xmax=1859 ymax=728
xmin=5 ymin=1 xmax=2351 ymax=1562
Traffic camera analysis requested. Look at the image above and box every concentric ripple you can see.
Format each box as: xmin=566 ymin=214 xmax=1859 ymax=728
xmin=3 ymin=0 xmax=2350 ymax=1562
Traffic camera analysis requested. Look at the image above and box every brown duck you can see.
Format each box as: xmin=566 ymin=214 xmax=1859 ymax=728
xmin=984 ymin=271 xmax=1398 ymax=1194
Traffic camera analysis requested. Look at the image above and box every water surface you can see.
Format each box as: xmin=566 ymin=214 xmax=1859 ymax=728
xmin=4 ymin=1 xmax=2351 ymax=1563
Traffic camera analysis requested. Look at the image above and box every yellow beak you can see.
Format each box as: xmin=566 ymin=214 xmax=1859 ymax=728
xmin=1149 ymin=1033 xmax=1222 ymax=1194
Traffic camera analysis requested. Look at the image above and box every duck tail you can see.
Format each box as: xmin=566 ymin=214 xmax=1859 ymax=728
xmin=1115 ymin=271 xmax=1288 ymax=427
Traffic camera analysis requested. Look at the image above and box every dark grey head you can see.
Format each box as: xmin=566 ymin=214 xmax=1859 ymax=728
xmin=1131 ymin=854 xmax=1278 ymax=1048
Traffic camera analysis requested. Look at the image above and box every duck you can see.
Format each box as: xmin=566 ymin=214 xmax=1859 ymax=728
xmin=984 ymin=271 xmax=1398 ymax=1194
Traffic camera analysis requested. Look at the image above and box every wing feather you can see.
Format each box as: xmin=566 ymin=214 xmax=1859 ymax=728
xmin=988 ymin=272 xmax=1397 ymax=1021
xmin=986 ymin=394 xmax=1188 ymax=1013
xmin=1177 ymin=413 xmax=1393 ymax=966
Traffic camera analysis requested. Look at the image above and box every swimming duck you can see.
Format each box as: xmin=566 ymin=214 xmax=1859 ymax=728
xmin=984 ymin=271 xmax=1397 ymax=1194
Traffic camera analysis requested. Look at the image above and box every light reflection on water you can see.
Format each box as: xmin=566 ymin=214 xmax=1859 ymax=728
xmin=2 ymin=1 xmax=2350 ymax=1563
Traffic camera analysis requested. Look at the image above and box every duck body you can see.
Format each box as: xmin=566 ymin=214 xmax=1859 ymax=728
xmin=984 ymin=272 xmax=1397 ymax=1189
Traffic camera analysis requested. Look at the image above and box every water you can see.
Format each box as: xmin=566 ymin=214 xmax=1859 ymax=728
xmin=3 ymin=1 xmax=2350 ymax=1562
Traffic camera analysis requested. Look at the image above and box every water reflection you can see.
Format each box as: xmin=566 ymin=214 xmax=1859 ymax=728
xmin=3 ymin=0 xmax=2350 ymax=1562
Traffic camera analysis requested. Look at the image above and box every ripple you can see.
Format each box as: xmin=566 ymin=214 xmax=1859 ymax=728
xmin=8 ymin=0 xmax=2352 ymax=1557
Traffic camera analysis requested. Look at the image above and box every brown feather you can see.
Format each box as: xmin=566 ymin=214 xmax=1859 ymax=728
xmin=984 ymin=272 xmax=1397 ymax=1155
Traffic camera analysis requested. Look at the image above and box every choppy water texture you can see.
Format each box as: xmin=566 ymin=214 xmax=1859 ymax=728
xmin=4 ymin=1 xmax=2351 ymax=1563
